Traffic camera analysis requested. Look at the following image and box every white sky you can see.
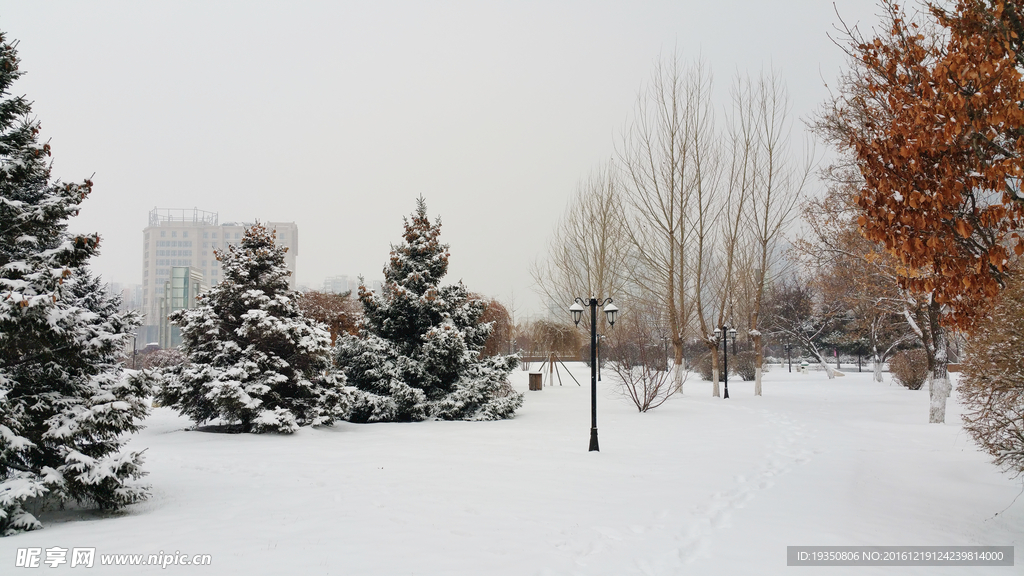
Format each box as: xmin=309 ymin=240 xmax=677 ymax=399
xmin=2 ymin=1 xmax=880 ymax=317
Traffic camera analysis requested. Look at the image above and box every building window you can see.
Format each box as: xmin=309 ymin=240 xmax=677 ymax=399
xmin=212 ymin=233 xmax=217 ymax=239
xmin=172 ymin=231 xmax=177 ymax=238
xmin=160 ymin=231 xmax=166 ymax=237
xmin=183 ymin=231 xmax=188 ymax=238
xmin=203 ymin=232 xmax=208 ymax=238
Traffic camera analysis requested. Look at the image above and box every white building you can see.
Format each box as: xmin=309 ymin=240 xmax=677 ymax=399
xmin=322 ymin=275 xmax=382 ymax=295
xmin=140 ymin=208 xmax=298 ymax=345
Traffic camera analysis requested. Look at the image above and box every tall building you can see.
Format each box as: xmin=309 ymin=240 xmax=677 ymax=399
xmin=140 ymin=208 xmax=298 ymax=345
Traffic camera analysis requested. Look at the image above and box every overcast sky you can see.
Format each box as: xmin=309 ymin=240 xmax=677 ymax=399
xmin=2 ymin=1 xmax=880 ymax=318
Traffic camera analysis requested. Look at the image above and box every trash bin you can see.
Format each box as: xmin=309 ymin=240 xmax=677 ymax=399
xmin=529 ymin=372 xmax=542 ymax=391
xmin=799 ymin=361 xmax=809 ymax=374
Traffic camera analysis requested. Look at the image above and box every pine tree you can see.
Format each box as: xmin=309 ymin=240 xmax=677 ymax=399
xmin=159 ymin=223 xmax=346 ymax=433
xmin=337 ymin=197 xmax=523 ymax=422
xmin=0 ymin=33 xmax=150 ymax=535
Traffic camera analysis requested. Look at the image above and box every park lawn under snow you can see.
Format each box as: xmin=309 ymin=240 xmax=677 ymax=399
xmin=1 ymin=365 xmax=1021 ymax=575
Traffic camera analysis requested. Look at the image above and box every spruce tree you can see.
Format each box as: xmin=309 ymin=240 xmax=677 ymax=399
xmin=0 ymin=33 xmax=150 ymax=535
xmin=159 ymin=223 xmax=346 ymax=433
xmin=337 ymin=197 xmax=523 ymax=422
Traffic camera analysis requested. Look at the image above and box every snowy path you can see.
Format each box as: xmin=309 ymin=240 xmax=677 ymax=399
xmin=0 ymin=366 xmax=1019 ymax=575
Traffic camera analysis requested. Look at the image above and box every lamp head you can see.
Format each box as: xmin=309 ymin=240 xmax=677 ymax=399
xmin=602 ymin=301 xmax=618 ymax=327
xmin=569 ymin=301 xmax=584 ymax=326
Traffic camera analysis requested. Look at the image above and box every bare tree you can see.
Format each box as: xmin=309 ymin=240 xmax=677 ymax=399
xmin=794 ymin=175 xmax=914 ymax=382
xmin=766 ymin=276 xmax=844 ymax=378
xmin=742 ymin=70 xmax=812 ymax=396
xmin=531 ymin=162 xmax=630 ymax=332
xmin=606 ymin=307 xmax=683 ymax=412
xmin=620 ymin=54 xmax=721 ymax=393
xmin=470 ymin=294 xmax=514 ymax=357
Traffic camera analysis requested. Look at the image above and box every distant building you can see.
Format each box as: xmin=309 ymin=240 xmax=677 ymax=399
xmin=106 ymin=281 xmax=143 ymax=314
xmin=322 ymin=275 xmax=381 ymax=295
xmin=322 ymin=275 xmax=353 ymax=294
xmin=140 ymin=208 xmax=298 ymax=345
xmin=158 ymin=267 xmax=206 ymax=349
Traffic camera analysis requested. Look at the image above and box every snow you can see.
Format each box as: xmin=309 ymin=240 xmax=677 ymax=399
xmin=2 ymin=366 xmax=1020 ymax=575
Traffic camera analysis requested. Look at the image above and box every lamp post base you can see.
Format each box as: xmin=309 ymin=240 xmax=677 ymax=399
xmin=589 ymin=427 xmax=600 ymax=452
xmin=724 ymin=386 xmax=730 ymax=399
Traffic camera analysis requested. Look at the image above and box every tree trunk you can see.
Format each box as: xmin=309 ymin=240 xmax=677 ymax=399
xmin=672 ymin=339 xmax=685 ymax=393
xmin=753 ymin=332 xmax=763 ymax=395
xmin=710 ymin=343 xmax=721 ymax=396
xmin=807 ymin=344 xmax=837 ymax=379
xmin=872 ymin=347 xmax=884 ymax=383
xmin=927 ymin=301 xmax=950 ymax=423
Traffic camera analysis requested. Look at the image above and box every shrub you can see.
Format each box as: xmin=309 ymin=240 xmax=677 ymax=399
xmin=732 ymin=351 xmax=760 ymax=381
xmin=959 ymin=273 xmax=1024 ymax=477
xmin=137 ymin=348 xmax=187 ymax=370
xmin=695 ymin=352 xmax=724 ymax=382
xmin=889 ymin=349 xmax=928 ymax=390
xmin=608 ymin=319 xmax=680 ymax=412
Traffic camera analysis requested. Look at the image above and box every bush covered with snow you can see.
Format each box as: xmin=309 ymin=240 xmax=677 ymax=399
xmin=889 ymin=349 xmax=929 ymax=390
xmin=336 ymin=197 xmax=523 ymax=422
xmin=0 ymin=33 xmax=150 ymax=535
xmin=158 ymin=223 xmax=347 ymax=433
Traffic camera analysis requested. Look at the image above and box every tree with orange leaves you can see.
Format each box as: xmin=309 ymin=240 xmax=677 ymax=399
xmin=296 ymin=290 xmax=361 ymax=346
xmin=826 ymin=0 xmax=1024 ymax=327
xmin=820 ymin=0 xmax=1024 ymax=422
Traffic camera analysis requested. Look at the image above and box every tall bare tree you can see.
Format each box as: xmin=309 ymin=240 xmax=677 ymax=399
xmin=742 ymin=71 xmax=811 ymax=396
xmin=620 ymin=54 xmax=721 ymax=392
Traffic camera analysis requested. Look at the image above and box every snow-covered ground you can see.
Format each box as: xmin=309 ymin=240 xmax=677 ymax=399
xmin=2 ymin=365 xmax=1020 ymax=575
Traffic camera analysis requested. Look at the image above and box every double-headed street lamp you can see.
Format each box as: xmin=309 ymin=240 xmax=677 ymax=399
xmin=713 ymin=325 xmax=737 ymax=399
xmin=570 ymin=297 xmax=618 ymax=452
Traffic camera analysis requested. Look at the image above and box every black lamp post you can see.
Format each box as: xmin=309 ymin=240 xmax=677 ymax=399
xmin=785 ymin=343 xmax=792 ymax=373
xmin=570 ymin=297 xmax=618 ymax=452
xmin=713 ymin=325 xmax=738 ymax=399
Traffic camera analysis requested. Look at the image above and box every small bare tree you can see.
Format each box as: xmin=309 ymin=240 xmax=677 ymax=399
xmin=607 ymin=308 xmax=683 ymax=412
xmin=528 ymin=318 xmax=583 ymax=359
xmin=471 ymin=295 xmax=514 ymax=357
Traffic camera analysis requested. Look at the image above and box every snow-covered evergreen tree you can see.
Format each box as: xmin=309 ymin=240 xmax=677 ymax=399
xmin=0 ymin=33 xmax=150 ymax=535
xmin=159 ymin=223 xmax=346 ymax=433
xmin=337 ymin=197 xmax=523 ymax=422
